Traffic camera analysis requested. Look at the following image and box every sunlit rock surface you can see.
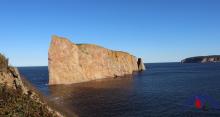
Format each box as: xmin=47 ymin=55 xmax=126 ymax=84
xmin=48 ymin=35 xmax=145 ymax=85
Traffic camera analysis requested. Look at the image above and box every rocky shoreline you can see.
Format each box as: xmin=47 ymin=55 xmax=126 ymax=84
xmin=0 ymin=53 xmax=66 ymax=117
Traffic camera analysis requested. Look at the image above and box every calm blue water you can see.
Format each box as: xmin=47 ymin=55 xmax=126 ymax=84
xmin=18 ymin=63 xmax=220 ymax=117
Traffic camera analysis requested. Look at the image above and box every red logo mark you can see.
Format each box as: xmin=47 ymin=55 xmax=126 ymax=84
xmin=195 ymin=97 xmax=202 ymax=109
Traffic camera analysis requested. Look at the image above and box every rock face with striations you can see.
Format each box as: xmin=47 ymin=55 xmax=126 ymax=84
xmin=48 ymin=35 xmax=145 ymax=85
xmin=0 ymin=54 xmax=27 ymax=93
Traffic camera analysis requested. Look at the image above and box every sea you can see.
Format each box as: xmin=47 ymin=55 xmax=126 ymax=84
xmin=18 ymin=63 xmax=220 ymax=117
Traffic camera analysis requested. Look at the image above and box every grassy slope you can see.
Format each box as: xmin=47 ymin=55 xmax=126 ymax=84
xmin=0 ymin=83 xmax=59 ymax=117
xmin=0 ymin=53 xmax=61 ymax=117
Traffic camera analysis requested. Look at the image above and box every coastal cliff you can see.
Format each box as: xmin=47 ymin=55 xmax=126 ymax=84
xmin=0 ymin=53 xmax=64 ymax=117
xmin=48 ymin=35 xmax=145 ymax=85
xmin=181 ymin=55 xmax=220 ymax=63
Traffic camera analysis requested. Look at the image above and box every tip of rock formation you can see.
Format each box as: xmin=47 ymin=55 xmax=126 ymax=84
xmin=48 ymin=35 xmax=146 ymax=85
xmin=51 ymin=35 xmax=74 ymax=45
xmin=137 ymin=58 xmax=146 ymax=71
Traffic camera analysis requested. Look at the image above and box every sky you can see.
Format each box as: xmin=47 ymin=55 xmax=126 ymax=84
xmin=0 ymin=0 xmax=220 ymax=66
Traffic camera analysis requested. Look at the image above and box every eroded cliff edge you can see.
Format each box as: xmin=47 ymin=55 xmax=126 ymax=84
xmin=48 ymin=35 xmax=145 ymax=85
xmin=0 ymin=53 xmax=64 ymax=117
xmin=181 ymin=55 xmax=220 ymax=63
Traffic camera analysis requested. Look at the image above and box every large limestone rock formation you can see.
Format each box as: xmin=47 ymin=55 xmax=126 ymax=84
xmin=48 ymin=35 xmax=145 ymax=85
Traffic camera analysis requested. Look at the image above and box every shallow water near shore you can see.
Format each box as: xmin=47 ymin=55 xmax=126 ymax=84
xmin=18 ymin=63 xmax=220 ymax=117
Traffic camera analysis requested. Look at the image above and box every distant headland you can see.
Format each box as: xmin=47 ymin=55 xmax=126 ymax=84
xmin=48 ymin=35 xmax=145 ymax=85
xmin=181 ymin=55 xmax=220 ymax=63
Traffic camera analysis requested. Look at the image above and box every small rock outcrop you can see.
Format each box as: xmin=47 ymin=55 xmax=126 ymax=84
xmin=181 ymin=55 xmax=220 ymax=63
xmin=137 ymin=58 xmax=145 ymax=71
xmin=48 ymin=35 xmax=145 ymax=85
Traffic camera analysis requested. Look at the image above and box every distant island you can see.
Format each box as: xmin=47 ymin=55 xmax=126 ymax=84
xmin=48 ymin=35 xmax=145 ymax=85
xmin=181 ymin=55 xmax=220 ymax=63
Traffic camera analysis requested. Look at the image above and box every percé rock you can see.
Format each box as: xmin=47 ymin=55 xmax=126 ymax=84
xmin=48 ymin=35 xmax=145 ymax=85
xmin=181 ymin=55 xmax=220 ymax=63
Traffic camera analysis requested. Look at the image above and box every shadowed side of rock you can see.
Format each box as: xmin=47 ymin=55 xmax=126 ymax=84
xmin=48 ymin=35 xmax=145 ymax=85
xmin=137 ymin=58 xmax=145 ymax=71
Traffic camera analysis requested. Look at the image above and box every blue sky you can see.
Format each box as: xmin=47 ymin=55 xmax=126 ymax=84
xmin=0 ymin=0 xmax=220 ymax=66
